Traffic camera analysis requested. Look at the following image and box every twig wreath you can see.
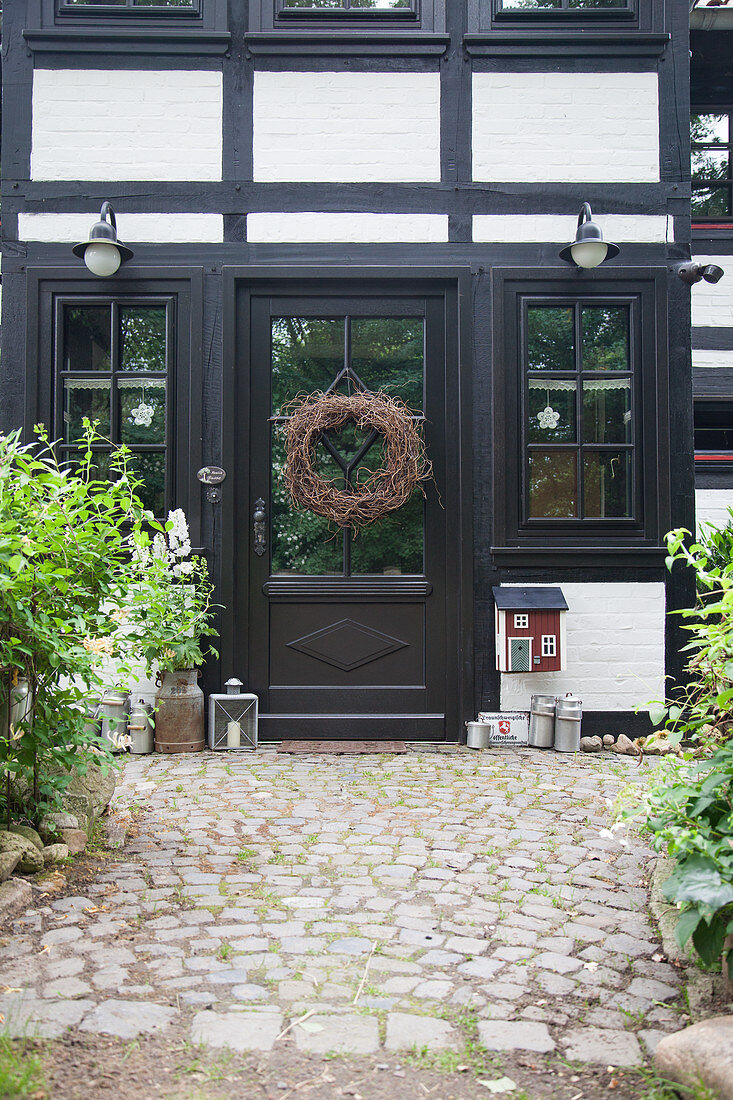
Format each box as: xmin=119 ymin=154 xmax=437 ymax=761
xmin=283 ymin=390 xmax=432 ymax=529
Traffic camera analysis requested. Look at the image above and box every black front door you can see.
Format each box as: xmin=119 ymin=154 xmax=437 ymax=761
xmin=235 ymin=281 xmax=464 ymax=741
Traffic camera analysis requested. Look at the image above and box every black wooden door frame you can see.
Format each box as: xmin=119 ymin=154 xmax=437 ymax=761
xmin=220 ymin=265 xmax=474 ymax=742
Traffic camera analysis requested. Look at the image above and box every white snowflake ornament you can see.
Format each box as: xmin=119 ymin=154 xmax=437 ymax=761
xmin=129 ymin=401 xmax=155 ymax=428
xmin=537 ymin=405 xmax=561 ymax=430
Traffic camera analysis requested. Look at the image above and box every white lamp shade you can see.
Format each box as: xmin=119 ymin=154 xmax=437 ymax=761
xmin=83 ymin=241 xmax=122 ymax=278
xmin=570 ymin=239 xmax=609 ymax=270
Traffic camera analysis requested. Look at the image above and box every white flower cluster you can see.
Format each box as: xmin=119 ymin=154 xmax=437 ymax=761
xmin=130 ymin=509 xmax=195 ymax=578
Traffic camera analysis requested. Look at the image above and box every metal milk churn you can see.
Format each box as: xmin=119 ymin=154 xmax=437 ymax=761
xmin=554 ymin=692 xmax=582 ymax=752
xmin=528 ymin=693 xmax=556 ymax=748
xmin=9 ymin=678 xmax=32 ymax=738
xmin=99 ymin=688 xmax=130 ymax=752
xmin=128 ymin=698 xmax=155 ymax=754
xmin=154 ymin=669 xmax=205 ymax=753
xmin=465 ymin=720 xmax=492 ymax=749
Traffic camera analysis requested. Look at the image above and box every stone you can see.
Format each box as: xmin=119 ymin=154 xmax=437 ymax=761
xmin=42 ymin=977 xmax=92 ymax=999
xmin=457 ymin=958 xmax=504 ymax=980
xmin=0 ymin=877 xmax=32 ymax=921
xmin=192 ymin=1009 xmax=283 ymax=1052
xmin=385 ymin=1012 xmax=460 ymax=1051
xmin=39 ymin=812 xmax=79 ymax=841
xmin=42 ymin=844 xmax=69 ymax=864
xmin=231 ymin=984 xmax=269 ymax=1001
xmin=580 ymin=737 xmax=603 ymax=753
xmin=1 ymin=824 xmax=44 ymax=850
xmin=478 ymin=1020 xmax=555 ymax=1053
xmin=0 ymin=831 xmax=44 ymax=873
xmin=563 ymin=1028 xmax=643 ymax=1066
xmin=0 ymin=992 xmax=94 ymax=1039
xmin=79 ymin=999 xmax=177 ymax=1039
xmin=603 ymin=735 xmax=615 ymax=748
xmin=293 ymin=1013 xmax=379 ymax=1055
xmin=60 ymin=829 xmax=88 ymax=855
xmin=613 ymin=734 xmax=638 ymax=757
xmin=626 ymin=977 xmax=679 ymax=1003
xmin=654 ymin=1016 xmax=733 ymax=1100
xmin=0 ymin=850 xmax=21 ymax=883
xmin=533 ymin=951 xmax=583 ymax=974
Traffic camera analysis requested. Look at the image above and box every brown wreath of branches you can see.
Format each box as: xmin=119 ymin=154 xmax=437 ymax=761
xmin=282 ymin=390 xmax=432 ymax=529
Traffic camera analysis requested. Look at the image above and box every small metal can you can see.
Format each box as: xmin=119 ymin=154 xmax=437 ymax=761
xmin=99 ymin=688 xmax=130 ymax=752
xmin=465 ymin=721 xmax=492 ymax=749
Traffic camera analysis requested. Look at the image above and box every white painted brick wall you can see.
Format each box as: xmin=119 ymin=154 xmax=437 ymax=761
xmin=31 ymin=69 xmax=223 ymax=182
xmin=691 ymin=258 xmax=733 ymax=327
xmin=246 ymin=212 xmax=449 ymax=243
xmin=472 ymin=214 xmax=669 ymax=244
xmin=696 ymin=489 xmax=733 ymax=534
xmin=692 ymin=349 xmax=733 ymax=369
xmin=18 ymin=213 xmax=224 ymax=243
xmin=472 ymin=72 xmax=660 ymax=183
xmin=499 ymin=582 xmax=666 ymax=713
xmin=253 ymin=71 xmax=441 ymax=182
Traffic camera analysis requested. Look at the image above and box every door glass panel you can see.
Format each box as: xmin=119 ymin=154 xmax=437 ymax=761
xmin=581 ymin=307 xmax=629 ymax=370
xmin=582 ymin=379 xmax=631 ymax=443
xmin=351 ymin=490 xmax=424 ymax=575
xmin=270 ymin=430 xmax=343 ymax=575
xmin=528 ymin=380 xmax=576 ymax=442
xmin=527 ymin=307 xmax=574 ymax=371
xmin=270 ymin=310 xmax=426 ymax=576
xmin=119 ymin=307 xmax=167 ymax=372
xmin=119 ymin=378 xmax=167 ymax=445
xmin=127 ymin=452 xmax=167 ymax=517
xmin=351 ymin=317 xmax=424 ymax=412
xmin=63 ymin=306 xmax=111 ymax=372
xmin=528 ymin=450 xmax=577 ymax=517
xmin=271 ymin=318 xmax=345 ymax=415
xmin=63 ymin=378 xmax=111 ymax=442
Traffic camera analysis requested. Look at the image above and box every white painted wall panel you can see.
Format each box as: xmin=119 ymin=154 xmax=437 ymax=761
xmin=473 ymin=72 xmax=660 ymax=183
xmin=696 ymin=489 xmax=733 ymax=534
xmin=246 ymin=212 xmax=449 ymax=243
xmin=18 ymin=213 xmax=224 ymax=243
xmin=253 ymin=72 xmax=441 ymax=182
xmin=499 ymin=582 xmax=666 ymax=713
xmin=472 ymin=214 xmax=669 ymax=244
xmin=692 ymin=258 xmax=733 ymax=327
xmin=31 ymin=69 xmax=223 ymax=182
xmin=692 ymin=349 xmax=733 ymax=369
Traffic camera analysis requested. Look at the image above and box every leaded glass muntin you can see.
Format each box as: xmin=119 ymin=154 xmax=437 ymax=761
xmin=54 ymin=295 xmax=173 ymax=517
xmin=269 ymin=310 xmax=426 ymax=578
xmin=521 ymin=295 xmax=637 ymax=525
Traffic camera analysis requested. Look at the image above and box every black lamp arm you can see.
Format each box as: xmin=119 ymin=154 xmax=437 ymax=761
xmin=99 ymin=201 xmax=117 ymax=235
xmin=577 ymin=202 xmax=593 ymax=229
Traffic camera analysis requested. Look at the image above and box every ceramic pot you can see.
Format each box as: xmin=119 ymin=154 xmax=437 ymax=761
xmin=154 ymin=669 xmax=204 ymax=754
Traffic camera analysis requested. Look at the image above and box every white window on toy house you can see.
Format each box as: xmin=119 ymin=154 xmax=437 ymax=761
xmin=541 ymin=634 xmax=557 ymax=657
xmin=514 ymin=613 xmax=529 ymax=629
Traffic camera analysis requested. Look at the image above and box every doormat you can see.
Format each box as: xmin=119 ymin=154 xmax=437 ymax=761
xmin=277 ymin=740 xmax=408 ymax=754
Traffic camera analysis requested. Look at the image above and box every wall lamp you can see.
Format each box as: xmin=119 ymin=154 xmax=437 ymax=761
xmin=72 ymin=202 xmax=133 ymax=277
xmin=559 ymin=203 xmax=620 ymax=269
xmin=675 ymin=262 xmax=725 ymax=286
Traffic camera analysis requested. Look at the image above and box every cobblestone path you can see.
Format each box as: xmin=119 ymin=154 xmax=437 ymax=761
xmin=0 ymin=747 xmax=686 ymax=1079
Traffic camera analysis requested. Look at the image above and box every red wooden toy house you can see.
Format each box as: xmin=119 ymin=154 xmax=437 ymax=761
xmin=493 ymin=588 xmax=568 ymax=674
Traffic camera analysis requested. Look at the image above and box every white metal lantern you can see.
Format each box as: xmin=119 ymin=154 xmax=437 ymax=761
xmin=208 ymin=678 xmax=258 ymax=751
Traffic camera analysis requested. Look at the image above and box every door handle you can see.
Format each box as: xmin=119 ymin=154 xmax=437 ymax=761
xmin=253 ymin=498 xmax=267 ymax=556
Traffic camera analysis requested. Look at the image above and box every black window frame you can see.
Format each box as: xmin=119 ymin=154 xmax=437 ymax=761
xmin=691 ymin=106 xmax=733 ymax=224
xmin=55 ymin=295 xmax=174 ymax=519
xmin=275 ymin=0 xmax=418 ymax=20
xmin=694 ymin=396 xmax=733 ymax=488
xmin=494 ymin=0 xmax=635 ymax=18
xmin=466 ymin=0 xmax=655 ymax=34
xmin=247 ymin=0 xmax=444 ymax=35
xmin=57 ymin=0 xmax=202 ymax=15
xmin=492 ymin=269 xmax=669 ymax=559
xmin=27 ymin=268 xmax=203 ymax=546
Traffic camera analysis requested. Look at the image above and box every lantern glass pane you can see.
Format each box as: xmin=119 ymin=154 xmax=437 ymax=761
xmin=210 ymin=695 xmax=258 ymax=751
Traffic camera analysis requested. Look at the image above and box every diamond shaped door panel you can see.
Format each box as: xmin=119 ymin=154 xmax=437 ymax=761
xmin=287 ymin=618 xmax=408 ymax=672
xmin=270 ymin=603 xmax=424 ymax=689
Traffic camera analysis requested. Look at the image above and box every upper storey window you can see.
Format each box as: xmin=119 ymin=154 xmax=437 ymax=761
xmin=499 ymin=0 xmax=627 ymax=8
xmin=691 ymin=111 xmax=733 ymax=222
xmin=278 ymin=0 xmax=414 ymax=9
xmin=60 ymin=0 xmax=197 ymax=7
